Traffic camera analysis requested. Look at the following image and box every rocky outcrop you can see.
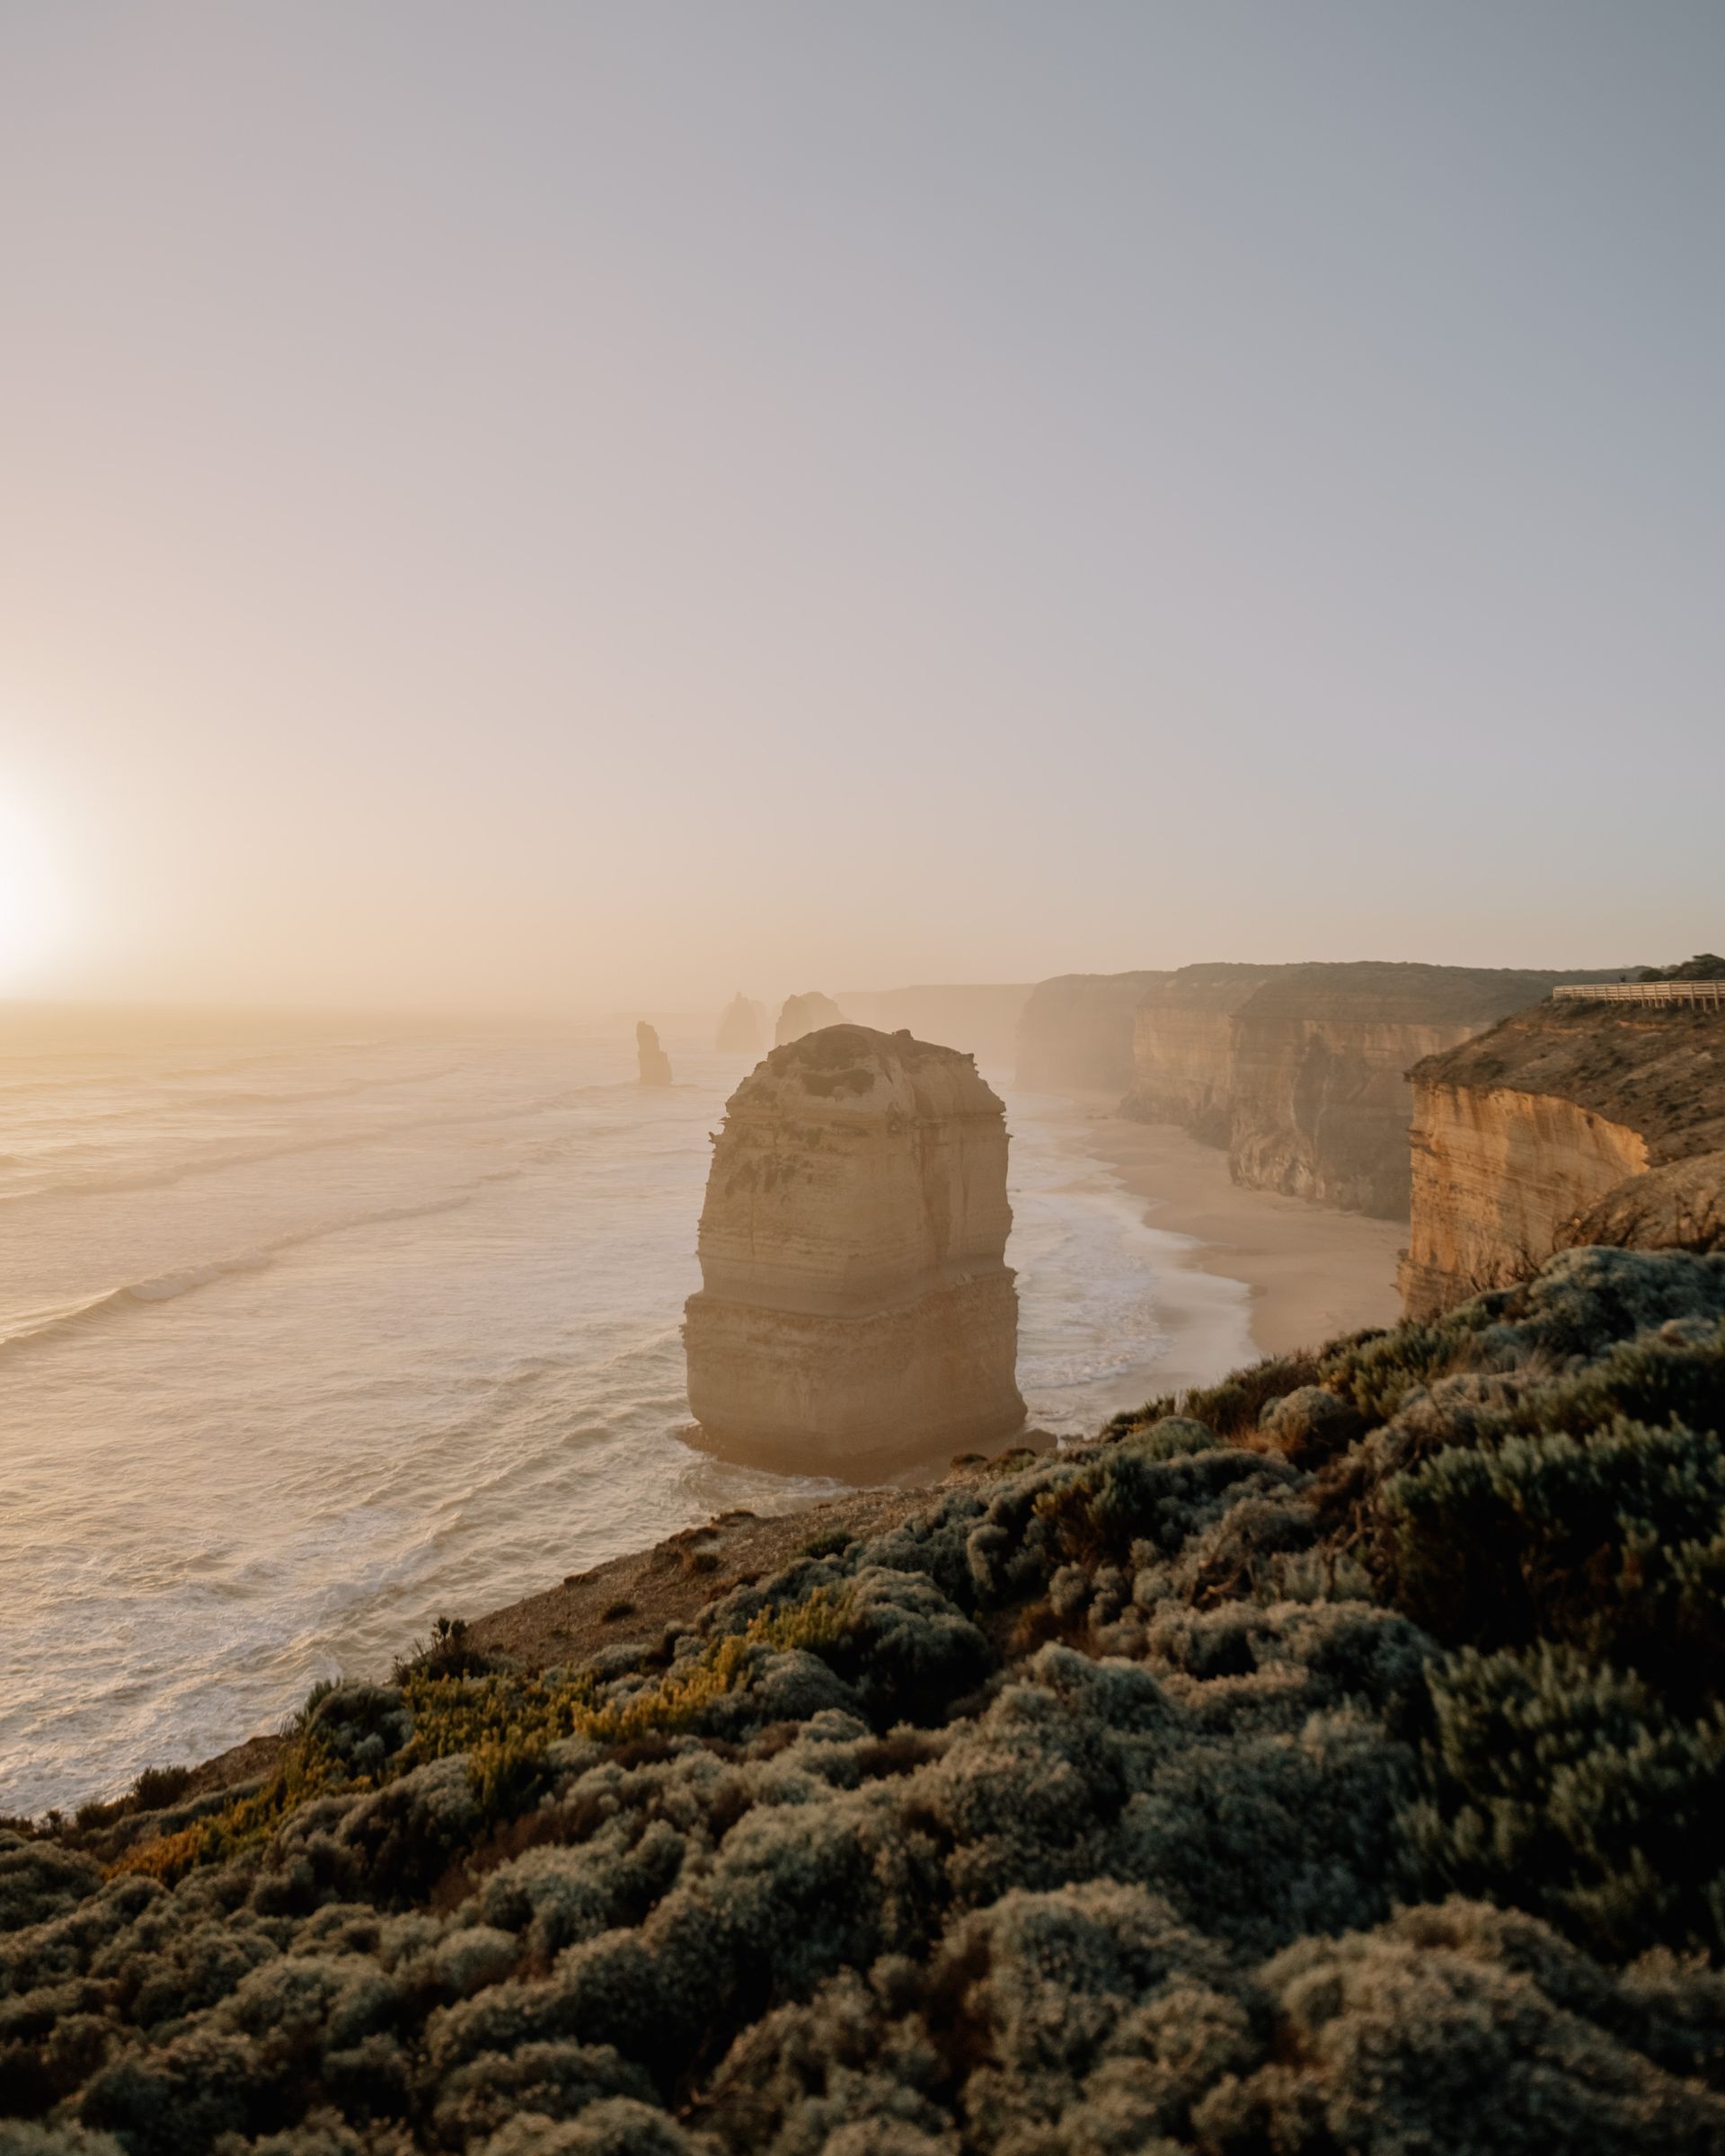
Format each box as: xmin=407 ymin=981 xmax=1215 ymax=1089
xmin=1402 ymin=1001 xmax=1725 ymax=1314
xmin=636 ymin=1021 xmax=673 ymax=1086
xmin=775 ymin=991 xmax=845 ymax=1047
xmin=714 ymin=994 xmax=766 ymax=1056
xmin=683 ymin=1024 xmax=1024 ymax=1472
xmin=835 ymin=984 xmax=1031 ymax=1069
xmin=1125 ymin=961 xmax=1629 ymax=1218
xmin=1122 ymin=966 xmax=1272 ymax=1143
xmin=1014 ymin=972 xmax=1172 ymax=1091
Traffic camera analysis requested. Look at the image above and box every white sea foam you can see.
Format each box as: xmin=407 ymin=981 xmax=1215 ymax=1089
xmin=0 ymin=1022 xmax=1219 ymax=1816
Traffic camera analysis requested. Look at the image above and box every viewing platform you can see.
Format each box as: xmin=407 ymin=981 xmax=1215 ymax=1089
xmin=1553 ymin=980 xmax=1725 ymax=1007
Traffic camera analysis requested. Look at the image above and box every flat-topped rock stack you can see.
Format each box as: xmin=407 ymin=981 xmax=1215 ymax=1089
xmin=684 ymin=1023 xmax=1025 ymax=1472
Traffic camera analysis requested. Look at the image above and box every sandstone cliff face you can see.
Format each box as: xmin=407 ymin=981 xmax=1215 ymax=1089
xmin=1127 ymin=962 xmax=1628 ymax=1219
xmin=714 ymin=994 xmax=765 ymax=1056
xmin=775 ymin=991 xmax=845 ymax=1047
xmin=1402 ymin=1003 xmax=1725 ymax=1315
xmin=1123 ymin=966 xmax=1271 ymax=1144
xmin=636 ymin=1021 xmax=672 ymax=1086
xmin=684 ymin=1024 xmax=1024 ymax=1472
xmin=1014 ymin=972 xmax=1172 ymax=1091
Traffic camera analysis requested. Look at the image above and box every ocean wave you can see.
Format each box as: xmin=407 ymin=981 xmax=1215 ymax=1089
xmin=0 ymin=1192 xmax=485 ymax=1358
xmin=0 ymin=1087 xmax=588 ymax=1206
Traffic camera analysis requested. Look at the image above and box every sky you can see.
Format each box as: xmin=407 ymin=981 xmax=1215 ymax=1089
xmin=1 ymin=1 xmax=1720 ymax=1012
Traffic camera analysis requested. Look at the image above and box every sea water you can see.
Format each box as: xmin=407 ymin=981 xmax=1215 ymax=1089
xmin=0 ymin=1009 xmax=1233 ymax=1816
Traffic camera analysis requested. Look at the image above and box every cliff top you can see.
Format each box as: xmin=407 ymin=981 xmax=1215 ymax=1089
xmin=1412 ymin=999 xmax=1725 ymax=1162
xmin=736 ymin=1021 xmax=1002 ymax=1117
xmin=1234 ymin=960 xmax=1630 ymax=1026
xmin=1141 ymin=962 xmax=1277 ymax=1012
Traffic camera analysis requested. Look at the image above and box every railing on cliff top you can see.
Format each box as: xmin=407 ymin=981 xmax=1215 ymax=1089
xmin=1552 ymin=981 xmax=1725 ymax=1007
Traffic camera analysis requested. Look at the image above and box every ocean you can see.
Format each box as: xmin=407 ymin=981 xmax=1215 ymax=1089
xmin=0 ymin=1009 xmax=1231 ymax=1816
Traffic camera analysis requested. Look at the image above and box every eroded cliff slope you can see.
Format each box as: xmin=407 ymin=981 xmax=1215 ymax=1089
xmin=684 ymin=1024 xmax=1024 ymax=1471
xmin=1403 ymin=999 xmax=1725 ymax=1313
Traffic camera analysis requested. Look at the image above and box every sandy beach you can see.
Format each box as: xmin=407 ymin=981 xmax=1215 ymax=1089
xmin=1061 ymin=1095 xmax=1407 ymax=1371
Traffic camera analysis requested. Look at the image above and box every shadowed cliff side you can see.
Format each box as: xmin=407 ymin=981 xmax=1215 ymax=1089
xmin=684 ymin=1024 xmax=1025 ymax=1473
xmin=1403 ymin=996 xmax=1725 ymax=1313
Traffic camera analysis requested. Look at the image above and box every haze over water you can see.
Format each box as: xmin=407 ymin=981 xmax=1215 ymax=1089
xmin=0 ymin=1010 xmax=1238 ymax=1817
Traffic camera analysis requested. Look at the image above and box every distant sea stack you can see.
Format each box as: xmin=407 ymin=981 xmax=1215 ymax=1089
xmin=636 ymin=1021 xmax=672 ymax=1086
xmin=714 ymin=993 xmax=765 ymax=1056
xmin=775 ymin=990 xmax=845 ymax=1047
xmin=1402 ymin=986 xmax=1725 ymax=1315
xmin=683 ymin=1024 xmax=1025 ymax=1472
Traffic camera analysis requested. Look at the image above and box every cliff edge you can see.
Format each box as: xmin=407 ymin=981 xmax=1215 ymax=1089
xmin=1402 ymin=996 xmax=1725 ymax=1313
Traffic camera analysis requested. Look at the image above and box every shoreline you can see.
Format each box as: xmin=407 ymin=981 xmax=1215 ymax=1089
xmin=1056 ymin=1092 xmax=1405 ymax=1364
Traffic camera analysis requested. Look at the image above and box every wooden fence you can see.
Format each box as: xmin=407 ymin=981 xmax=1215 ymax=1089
xmin=1552 ymin=981 xmax=1725 ymax=1008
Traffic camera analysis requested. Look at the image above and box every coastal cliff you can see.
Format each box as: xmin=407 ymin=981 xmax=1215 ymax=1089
xmin=1014 ymin=970 xmax=1172 ymax=1090
xmin=1122 ymin=965 xmax=1271 ymax=1142
xmin=1402 ymin=999 xmax=1725 ymax=1313
xmin=1127 ymin=961 xmax=1627 ymax=1218
xmin=684 ymin=1023 xmax=1024 ymax=1470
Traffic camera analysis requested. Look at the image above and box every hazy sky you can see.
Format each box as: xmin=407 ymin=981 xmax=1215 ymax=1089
xmin=2 ymin=2 xmax=1720 ymax=1011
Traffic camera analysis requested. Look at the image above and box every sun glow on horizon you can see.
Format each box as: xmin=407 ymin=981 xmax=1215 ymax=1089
xmin=0 ymin=779 xmax=70 ymax=991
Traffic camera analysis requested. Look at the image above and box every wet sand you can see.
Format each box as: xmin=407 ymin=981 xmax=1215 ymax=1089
xmin=1063 ymin=1097 xmax=1407 ymax=1365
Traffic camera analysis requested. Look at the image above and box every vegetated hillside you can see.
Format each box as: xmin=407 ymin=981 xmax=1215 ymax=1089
xmin=7 ymin=1246 xmax=1725 ymax=2153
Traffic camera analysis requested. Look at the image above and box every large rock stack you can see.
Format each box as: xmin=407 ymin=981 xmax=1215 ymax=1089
xmin=684 ymin=1024 xmax=1025 ymax=1471
xmin=714 ymin=993 xmax=765 ymax=1056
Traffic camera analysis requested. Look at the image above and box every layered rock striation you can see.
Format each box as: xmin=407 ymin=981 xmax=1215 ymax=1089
xmin=684 ymin=1024 xmax=1025 ymax=1471
xmin=1125 ymin=961 xmax=1630 ymax=1218
xmin=1122 ymin=965 xmax=1273 ymax=1143
xmin=1014 ymin=971 xmax=1172 ymax=1091
xmin=775 ymin=991 xmax=845 ymax=1047
xmin=714 ymin=993 xmax=766 ymax=1056
xmin=636 ymin=1021 xmax=673 ymax=1086
xmin=1402 ymin=999 xmax=1725 ymax=1313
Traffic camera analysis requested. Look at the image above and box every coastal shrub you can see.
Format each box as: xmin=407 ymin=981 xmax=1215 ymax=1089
xmin=1376 ymin=1414 xmax=1725 ymax=1680
xmin=10 ymin=1248 xmax=1725 ymax=2152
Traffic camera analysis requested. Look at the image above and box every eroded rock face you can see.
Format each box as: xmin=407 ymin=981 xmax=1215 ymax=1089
xmin=714 ymin=994 xmax=765 ymax=1056
xmin=1123 ymin=966 xmax=1272 ymax=1144
xmin=636 ymin=1021 xmax=672 ymax=1086
xmin=684 ymin=1024 xmax=1025 ymax=1471
xmin=775 ymin=991 xmax=845 ymax=1047
xmin=1402 ymin=1003 xmax=1725 ymax=1314
xmin=1125 ymin=962 xmax=1631 ymax=1219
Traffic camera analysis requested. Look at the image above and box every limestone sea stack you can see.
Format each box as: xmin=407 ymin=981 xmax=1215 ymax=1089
xmin=714 ymin=993 xmax=765 ymax=1056
xmin=636 ymin=1021 xmax=673 ymax=1086
xmin=684 ymin=1024 xmax=1025 ymax=1473
xmin=775 ymin=991 xmax=845 ymax=1046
